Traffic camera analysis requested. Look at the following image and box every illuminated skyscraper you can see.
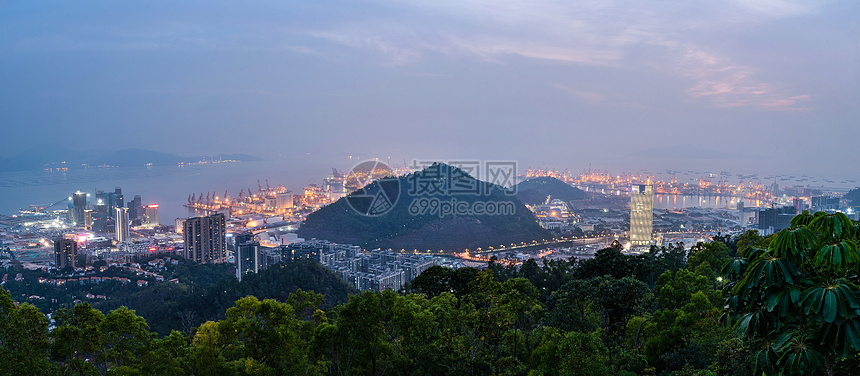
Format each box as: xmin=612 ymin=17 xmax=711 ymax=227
xmin=183 ymin=213 xmax=226 ymax=264
xmin=115 ymin=207 xmax=130 ymax=243
xmin=128 ymin=195 xmax=142 ymax=223
xmin=143 ymin=204 xmax=159 ymax=226
xmin=235 ymin=232 xmax=259 ymax=281
xmin=71 ymin=191 xmax=87 ymax=227
xmin=54 ymin=238 xmax=77 ymax=269
xmin=630 ymin=184 xmax=653 ymax=247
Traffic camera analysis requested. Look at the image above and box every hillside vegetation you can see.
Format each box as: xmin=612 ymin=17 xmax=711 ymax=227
xmin=299 ymin=163 xmax=552 ymax=251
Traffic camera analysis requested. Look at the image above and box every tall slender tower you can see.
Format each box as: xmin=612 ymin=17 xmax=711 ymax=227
xmin=72 ymin=191 xmax=87 ymax=227
xmin=630 ymin=184 xmax=653 ymax=247
xmin=115 ymin=207 xmax=130 ymax=243
xmin=235 ymin=232 xmax=259 ymax=281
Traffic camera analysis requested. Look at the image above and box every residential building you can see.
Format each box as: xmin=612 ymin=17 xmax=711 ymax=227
xmin=183 ymin=213 xmax=226 ymax=263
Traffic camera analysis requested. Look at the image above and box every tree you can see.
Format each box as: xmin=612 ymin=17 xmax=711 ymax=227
xmin=0 ymin=288 xmax=55 ymax=375
xmin=50 ymin=303 xmax=105 ymax=375
xmin=591 ymin=276 xmax=651 ymax=339
xmin=723 ymin=212 xmax=860 ymax=376
xmin=544 ymin=279 xmax=597 ymax=332
xmin=407 ymin=266 xmax=479 ymax=298
xmin=530 ymin=328 xmax=610 ymax=376
xmin=98 ymin=306 xmax=155 ymax=371
xmin=574 ymin=248 xmax=634 ymax=280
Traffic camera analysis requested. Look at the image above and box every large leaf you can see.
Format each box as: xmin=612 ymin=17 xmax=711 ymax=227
xmin=721 ymin=257 xmax=748 ymax=279
xmin=809 ymin=212 xmax=853 ymax=242
xmin=774 ymin=330 xmax=827 ymax=376
xmin=770 ymin=226 xmax=815 ymax=264
xmin=789 ymin=211 xmax=814 ymax=228
xmin=736 ymin=254 xmax=797 ymax=293
xmin=763 ymin=285 xmax=802 ymax=317
xmin=812 ymin=241 xmax=859 ymax=273
xmin=800 ymin=279 xmax=860 ymax=323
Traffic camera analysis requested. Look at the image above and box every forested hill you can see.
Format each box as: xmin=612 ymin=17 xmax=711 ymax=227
xmin=298 ymin=163 xmax=552 ymax=251
xmin=845 ymin=187 xmax=860 ymax=205
xmin=514 ymin=176 xmax=587 ymax=204
xmin=94 ymin=258 xmax=356 ymax=335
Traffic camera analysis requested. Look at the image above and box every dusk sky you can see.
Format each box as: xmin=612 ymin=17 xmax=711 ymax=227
xmin=1 ymin=0 xmax=857 ymax=180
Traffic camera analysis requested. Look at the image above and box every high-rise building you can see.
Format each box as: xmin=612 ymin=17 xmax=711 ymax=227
xmin=92 ymin=211 xmax=109 ymax=233
xmin=757 ymin=206 xmax=796 ymax=235
xmin=175 ymin=218 xmax=187 ymax=234
xmin=142 ymin=204 xmax=159 ymax=226
xmin=128 ymin=195 xmax=142 ymax=224
xmin=115 ymin=207 xmax=130 ymax=243
xmin=95 ymin=189 xmax=108 ymax=211
xmin=630 ymin=184 xmax=653 ymax=247
xmin=105 ymin=187 xmax=123 ymax=219
xmin=114 ymin=187 xmax=124 ymax=210
xmin=235 ymin=232 xmax=260 ymax=281
xmin=84 ymin=209 xmax=94 ymax=230
xmin=54 ymin=238 xmax=77 ymax=269
xmin=71 ymin=191 xmax=87 ymax=227
xmin=183 ymin=213 xmax=226 ymax=264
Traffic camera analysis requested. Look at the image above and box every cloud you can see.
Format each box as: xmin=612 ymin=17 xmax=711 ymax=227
xmin=296 ymin=0 xmax=828 ymax=110
xmin=552 ymin=85 xmax=607 ymax=104
xmin=671 ymin=44 xmax=811 ymax=110
xmin=308 ymin=30 xmax=421 ymax=65
xmin=729 ymin=0 xmax=822 ymax=18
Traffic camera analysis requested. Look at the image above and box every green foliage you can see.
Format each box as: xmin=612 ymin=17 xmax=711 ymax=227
xmin=0 ymin=235 xmax=772 ymax=375
xmin=97 ymin=258 xmax=355 ymax=335
xmin=529 ymin=328 xmax=610 ymax=376
xmin=406 ymin=265 xmax=479 ymax=298
xmin=723 ymin=211 xmax=860 ymax=375
xmin=592 ymin=275 xmax=651 ymax=339
xmin=574 ymin=243 xmax=687 ymax=287
xmin=0 ymin=288 xmax=56 ymax=376
xmin=544 ymin=279 xmax=598 ymax=332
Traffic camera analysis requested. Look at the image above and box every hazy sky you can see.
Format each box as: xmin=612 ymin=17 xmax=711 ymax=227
xmin=1 ymin=0 xmax=857 ymax=179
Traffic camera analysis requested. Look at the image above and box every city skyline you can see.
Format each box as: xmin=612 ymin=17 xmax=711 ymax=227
xmin=1 ymin=1 xmax=857 ymax=181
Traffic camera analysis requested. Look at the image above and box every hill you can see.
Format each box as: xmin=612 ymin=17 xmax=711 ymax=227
xmin=844 ymin=188 xmax=860 ymax=206
xmin=514 ymin=176 xmax=586 ymax=204
xmin=298 ymin=163 xmax=552 ymax=251
xmin=87 ymin=148 xmax=184 ymax=166
xmin=87 ymin=149 xmax=262 ymax=167
xmin=93 ymin=258 xmax=355 ymax=335
xmin=0 ymin=147 xmax=262 ymax=171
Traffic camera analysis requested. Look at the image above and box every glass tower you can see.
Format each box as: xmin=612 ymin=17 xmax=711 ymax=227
xmin=630 ymin=184 xmax=653 ymax=247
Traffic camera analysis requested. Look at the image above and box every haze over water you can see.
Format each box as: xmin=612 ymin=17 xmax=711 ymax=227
xmin=0 ymin=162 xmax=321 ymax=222
xmin=2 ymin=160 xmax=854 ymax=223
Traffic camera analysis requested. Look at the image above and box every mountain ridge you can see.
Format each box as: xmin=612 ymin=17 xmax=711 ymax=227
xmin=298 ymin=163 xmax=552 ymax=251
xmin=0 ymin=148 xmax=261 ymax=171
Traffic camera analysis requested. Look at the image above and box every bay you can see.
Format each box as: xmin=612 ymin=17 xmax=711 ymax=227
xmin=0 ymin=161 xmax=324 ymax=224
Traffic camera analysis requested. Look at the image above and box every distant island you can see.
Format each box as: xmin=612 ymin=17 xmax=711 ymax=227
xmin=298 ymin=163 xmax=552 ymax=251
xmin=514 ymin=176 xmax=587 ymax=205
xmin=0 ymin=146 xmax=261 ymax=171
